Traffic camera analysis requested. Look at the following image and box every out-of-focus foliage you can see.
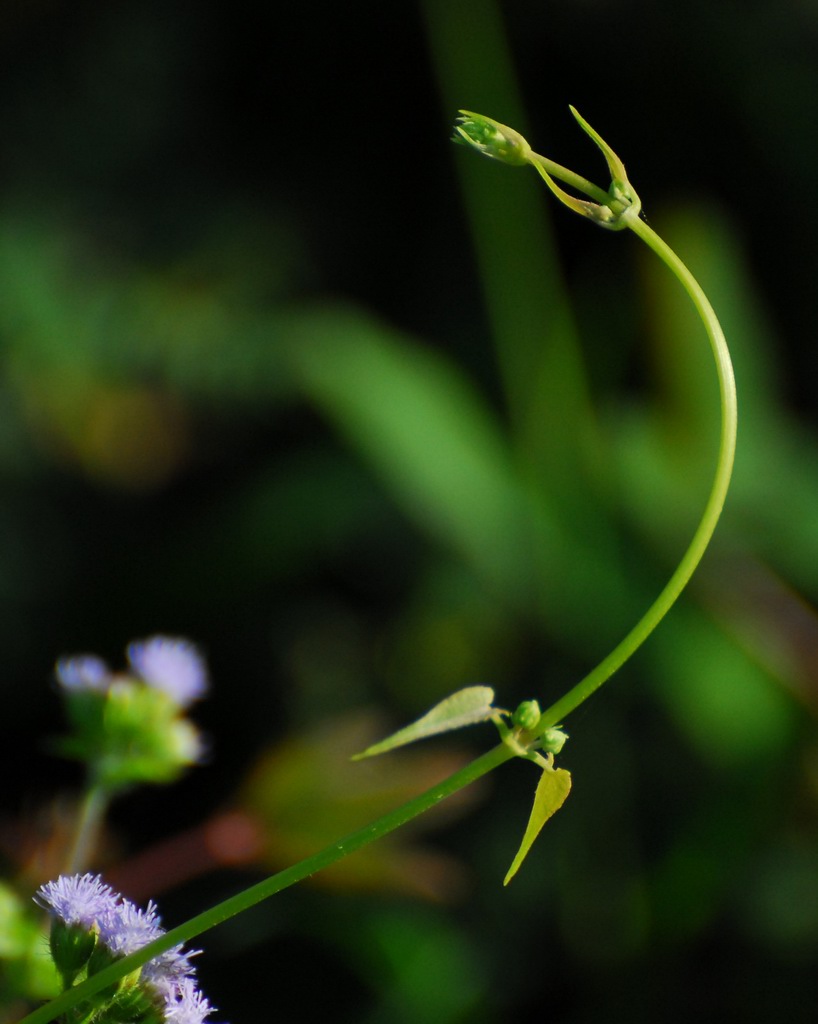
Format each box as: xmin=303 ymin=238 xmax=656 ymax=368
xmin=2 ymin=1 xmax=818 ymax=1023
xmin=239 ymin=712 xmax=487 ymax=900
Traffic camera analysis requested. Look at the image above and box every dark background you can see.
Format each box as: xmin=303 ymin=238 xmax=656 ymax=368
xmin=2 ymin=2 xmax=818 ymax=1022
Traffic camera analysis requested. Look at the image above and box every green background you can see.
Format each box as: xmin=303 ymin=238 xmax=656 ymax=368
xmin=2 ymin=1 xmax=818 ymax=1021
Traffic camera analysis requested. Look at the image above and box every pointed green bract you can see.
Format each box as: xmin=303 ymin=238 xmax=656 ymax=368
xmin=352 ymin=686 xmax=499 ymax=760
xmin=503 ymin=766 xmax=572 ymax=885
xmin=452 ymin=106 xmax=640 ymax=230
xmin=569 ymin=105 xmax=629 ymax=192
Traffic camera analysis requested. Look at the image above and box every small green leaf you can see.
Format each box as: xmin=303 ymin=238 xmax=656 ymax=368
xmin=503 ymin=766 xmax=572 ymax=885
xmin=569 ymin=106 xmax=630 ymax=193
xmin=352 ymin=686 xmax=499 ymax=760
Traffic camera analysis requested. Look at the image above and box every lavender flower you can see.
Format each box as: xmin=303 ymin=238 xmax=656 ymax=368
xmin=98 ymin=898 xmax=164 ymax=957
xmin=35 ymin=872 xmax=119 ymax=928
xmin=142 ymin=944 xmax=201 ymax=986
xmin=156 ymin=976 xmax=214 ymax=1024
xmin=35 ymin=873 xmax=217 ymax=1024
xmin=55 ymin=655 xmax=112 ymax=693
xmin=127 ymin=637 xmax=209 ymax=708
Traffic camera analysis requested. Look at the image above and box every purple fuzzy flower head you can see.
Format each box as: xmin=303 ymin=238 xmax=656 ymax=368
xmin=98 ymin=897 xmax=164 ymax=957
xmin=142 ymin=944 xmax=200 ymax=986
xmin=158 ymin=976 xmax=215 ymax=1024
xmin=127 ymin=637 xmax=209 ymax=708
xmin=35 ymin=873 xmax=120 ymax=928
xmin=55 ymin=655 xmax=112 ymax=693
xmin=34 ymin=873 xmax=219 ymax=1023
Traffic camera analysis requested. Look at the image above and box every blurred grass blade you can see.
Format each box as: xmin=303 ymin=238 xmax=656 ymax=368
xmin=420 ymin=0 xmax=607 ymax=512
xmin=283 ymin=307 xmax=546 ymax=603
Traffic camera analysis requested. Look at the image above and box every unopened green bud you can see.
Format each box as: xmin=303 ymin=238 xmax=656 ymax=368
xmin=48 ymin=918 xmax=97 ymax=984
xmin=454 ymin=106 xmax=641 ymax=231
xmin=453 ymin=111 xmax=532 ymax=166
xmin=512 ymin=700 xmax=542 ymax=731
xmin=541 ymin=726 xmax=568 ymax=754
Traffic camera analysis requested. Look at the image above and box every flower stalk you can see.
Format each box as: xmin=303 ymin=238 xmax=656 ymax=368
xmin=454 ymin=107 xmax=737 ymax=733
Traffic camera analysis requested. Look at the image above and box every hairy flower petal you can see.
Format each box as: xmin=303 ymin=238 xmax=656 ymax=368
xmin=35 ymin=872 xmax=119 ymax=927
xmin=127 ymin=637 xmax=209 ymax=707
xmin=55 ymin=655 xmax=111 ymax=692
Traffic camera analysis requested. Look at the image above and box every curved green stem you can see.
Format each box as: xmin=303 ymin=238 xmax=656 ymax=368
xmin=20 ymin=742 xmax=516 ymax=1024
xmin=539 ymin=216 xmax=737 ymax=727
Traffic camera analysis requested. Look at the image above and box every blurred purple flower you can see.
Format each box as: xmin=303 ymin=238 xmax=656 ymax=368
xmin=127 ymin=637 xmax=209 ymax=707
xmin=55 ymin=655 xmax=111 ymax=693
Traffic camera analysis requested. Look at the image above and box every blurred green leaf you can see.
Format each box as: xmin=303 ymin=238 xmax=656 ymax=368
xmin=352 ymin=905 xmax=489 ymax=1024
xmin=648 ymin=605 xmax=794 ymax=768
xmin=0 ymin=882 xmax=59 ymax=1007
xmin=0 ymin=883 xmax=32 ymax=959
xmin=240 ymin=713 xmax=487 ymax=901
xmin=282 ymin=307 xmax=545 ymax=603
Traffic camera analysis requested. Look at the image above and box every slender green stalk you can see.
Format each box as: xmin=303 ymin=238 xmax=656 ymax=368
xmin=20 ymin=743 xmax=516 ymax=1024
xmin=539 ymin=216 xmax=737 ymax=726
xmin=64 ymin=784 xmax=108 ymax=875
xmin=528 ymin=152 xmax=611 ymax=207
xmin=454 ymin=109 xmax=737 ymax=731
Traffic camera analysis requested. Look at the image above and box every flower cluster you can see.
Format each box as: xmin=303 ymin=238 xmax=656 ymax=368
xmin=36 ymin=873 xmax=216 ymax=1024
xmin=54 ymin=637 xmax=209 ymax=789
xmin=57 ymin=636 xmax=209 ymax=709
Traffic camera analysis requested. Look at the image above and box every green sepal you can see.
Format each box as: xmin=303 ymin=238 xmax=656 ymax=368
xmin=525 ymin=107 xmax=640 ymax=230
xmin=57 ymin=679 xmax=202 ymax=791
xmin=503 ymin=765 xmax=572 ymax=885
xmin=48 ymin=919 xmax=96 ymax=987
xmin=569 ymin=106 xmax=629 ymax=192
xmin=530 ymin=160 xmax=606 ymax=223
xmin=541 ymin=725 xmax=568 ymax=755
xmin=86 ymin=940 xmax=120 ymax=980
xmin=94 ymin=983 xmax=162 ymax=1024
xmin=352 ymin=686 xmax=502 ymax=759
xmin=567 ymin=106 xmax=641 ymax=228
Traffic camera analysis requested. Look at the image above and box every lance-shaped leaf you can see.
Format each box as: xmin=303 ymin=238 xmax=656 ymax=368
xmin=504 ymin=766 xmax=572 ymax=885
xmin=569 ymin=106 xmax=630 ymax=193
xmin=352 ymin=686 xmax=499 ymax=760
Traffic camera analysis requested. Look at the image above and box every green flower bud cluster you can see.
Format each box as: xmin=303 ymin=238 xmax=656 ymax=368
xmin=55 ymin=637 xmax=208 ymax=792
xmin=453 ymin=107 xmax=641 ymax=231
xmin=453 ymin=111 xmax=531 ymax=166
